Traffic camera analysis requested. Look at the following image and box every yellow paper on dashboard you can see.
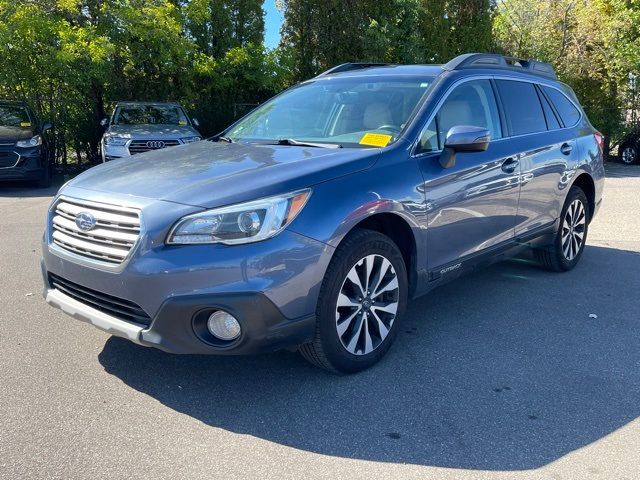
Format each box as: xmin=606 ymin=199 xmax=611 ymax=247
xmin=359 ymin=132 xmax=392 ymax=147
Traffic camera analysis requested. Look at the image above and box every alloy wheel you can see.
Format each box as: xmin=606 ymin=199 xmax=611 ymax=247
xmin=562 ymin=199 xmax=586 ymax=261
xmin=621 ymin=146 xmax=637 ymax=164
xmin=335 ymin=254 xmax=399 ymax=356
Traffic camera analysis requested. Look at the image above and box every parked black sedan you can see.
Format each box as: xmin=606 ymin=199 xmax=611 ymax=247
xmin=0 ymin=101 xmax=52 ymax=187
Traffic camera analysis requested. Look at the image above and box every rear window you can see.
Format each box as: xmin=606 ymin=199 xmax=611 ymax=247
xmin=538 ymin=89 xmax=561 ymax=130
xmin=542 ymin=86 xmax=581 ymax=127
xmin=496 ymin=80 xmax=546 ymax=136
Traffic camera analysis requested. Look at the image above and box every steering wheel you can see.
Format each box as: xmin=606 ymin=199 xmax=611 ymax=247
xmin=375 ymin=125 xmax=402 ymax=135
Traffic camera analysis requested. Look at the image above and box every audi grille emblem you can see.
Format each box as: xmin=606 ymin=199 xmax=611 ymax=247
xmin=75 ymin=212 xmax=97 ymax=231
xmin=146 ymin=140 xmax=166 ymax=149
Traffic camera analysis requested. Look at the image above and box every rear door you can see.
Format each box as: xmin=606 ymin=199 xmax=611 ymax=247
xmin=415 ymin=78 xmax=521 ymax=273
xmin=494 ymin=79 xmax=580 ymax=237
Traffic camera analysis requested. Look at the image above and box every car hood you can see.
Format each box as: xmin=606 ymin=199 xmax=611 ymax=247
xmin=106 ymin=124 xmax=199 ymax=139
xmin=66 ymin=141 xmax=379 ymax=208
xmin=0 ymin=126 xmax=34 ymax=142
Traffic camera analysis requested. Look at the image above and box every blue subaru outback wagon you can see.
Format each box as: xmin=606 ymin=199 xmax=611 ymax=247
xmin=42 ymin=54 xmax=604 ymax=373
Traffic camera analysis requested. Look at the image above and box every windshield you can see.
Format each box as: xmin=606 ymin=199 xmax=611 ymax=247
xmin=0 ymin=105 xmax=32 ymax=129
xmin=226 ymin=76 xmax=434 ymax=147
xmin=113 ymin=105 xmax=189 ymax=126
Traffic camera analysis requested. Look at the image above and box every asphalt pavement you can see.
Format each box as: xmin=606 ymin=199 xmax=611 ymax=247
xmin=1 ymin=163 xmax=639 ymax=479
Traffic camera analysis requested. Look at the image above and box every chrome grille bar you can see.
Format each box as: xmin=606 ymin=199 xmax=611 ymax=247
xmin=51 ymin=198 xmax=141 ymax=265
xmin=128 ymin=139 xmax=180 ymax=155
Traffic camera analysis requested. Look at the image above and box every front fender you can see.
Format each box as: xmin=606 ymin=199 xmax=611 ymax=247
xmin=287 ymin=150 xmax=428 ymax=273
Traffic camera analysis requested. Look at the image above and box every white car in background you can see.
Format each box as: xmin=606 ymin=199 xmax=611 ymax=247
xmin=100 ymin=102 xmax=201 ymax=162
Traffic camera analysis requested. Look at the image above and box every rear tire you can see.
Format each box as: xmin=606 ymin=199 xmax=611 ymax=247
xmin=535 ymin=186 xmax=589 ymax=272
xmin=299 ymin=229 xmax=408 ymax=374
xmin=620 ymin=143 xmax=639 ymax=165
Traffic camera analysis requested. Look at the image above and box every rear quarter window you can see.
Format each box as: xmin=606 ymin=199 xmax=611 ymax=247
xmin=542 ymin=86 xmax=581 ymax=127
xmin=496 ymin=80 xmax=546 ymax=136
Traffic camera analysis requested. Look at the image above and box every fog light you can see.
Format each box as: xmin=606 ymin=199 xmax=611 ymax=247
xmin=207 ymin=311 xmax=241 ymax=341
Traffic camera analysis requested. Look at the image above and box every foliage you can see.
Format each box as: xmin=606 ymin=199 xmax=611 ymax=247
xmin=494 ymin=0 xmax=640 ymax=144
xmin=1 ymin=0 xmax=639 ymax=164
xmin=0 ymin=0 xmax=274 ymax=164
xmin=278 ymin=0 xmax=495 ymax=78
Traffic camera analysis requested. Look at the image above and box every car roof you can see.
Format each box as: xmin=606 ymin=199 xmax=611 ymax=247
xmin=320 ymin=64 xmax=444 ymax=79
xmin=316 ymin=55 xmax=560 ymax=84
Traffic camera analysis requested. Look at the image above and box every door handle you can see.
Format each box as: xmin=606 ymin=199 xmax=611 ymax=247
xmin=560 ymin=143 xmax=573 ymax=155
xmin=501 ymin=158 xmax=519 ymax=174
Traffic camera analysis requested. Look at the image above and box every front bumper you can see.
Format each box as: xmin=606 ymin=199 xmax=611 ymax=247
xmin=42 ymin=190 xmax=333 ymax=354
xmin=42 ymin=270 xmax=316 ymax=354
xmin=0 ymin=147 xmax=47 ymax=181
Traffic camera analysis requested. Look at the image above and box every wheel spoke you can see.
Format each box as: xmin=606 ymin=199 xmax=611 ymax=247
xmin=563 ymin=236 xmax=571 ymax=259
xmin=372 ymin=302 xmax=398 ymax=315
xmin=364 ymin=255 xmax=375 ymax=293
xmin=363 ymin=313 xmax=373 ymax=354
xmin=337 ymin=292 xmax=360 ymax=309
xmin=346 ymin=268 xmax=365 ymax=298
xmin=370 ymin=309 xmax=390 ymax=338
xmin=345 ymin=315 xmax=364 ymax=353
xmin=369 ymin=258 xmax=391 ymax=297
xmin=373 ymin=276 xmax=398 ymax=298
xmin=337 ymin=309 xmax=359 ymax=337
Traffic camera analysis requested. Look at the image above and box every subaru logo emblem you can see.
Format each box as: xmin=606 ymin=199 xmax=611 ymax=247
xmin=146 ymin=140 xmax=165 ymax=149
xmin=75 ymin=212 xmax=97 ymax=231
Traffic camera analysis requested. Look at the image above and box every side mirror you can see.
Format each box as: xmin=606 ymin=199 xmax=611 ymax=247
xmin=192 ymin=118 xmax=200 ymax=128
xmin=41 ymin=122 xmax=53 ymax=132
xmin=100 ymin=118 xmax=109 ymax=127
xmin=439 ymin=125 xmax=490 ymax=168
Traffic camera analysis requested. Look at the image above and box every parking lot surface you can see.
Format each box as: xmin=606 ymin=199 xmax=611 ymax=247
xmin=1 ymin=163 xmax=639 ymax=480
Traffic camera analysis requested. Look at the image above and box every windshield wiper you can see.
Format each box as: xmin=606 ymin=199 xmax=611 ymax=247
xmin=216 ymin=136 xmax=234 ymax=143
xmin=274 ymin=138 xmax=342 ymax=149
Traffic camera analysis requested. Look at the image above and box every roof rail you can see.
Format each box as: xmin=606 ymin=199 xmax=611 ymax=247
xmin=317 ymin=63 xmax=392 ymax=77
xmin=443 ymin=53 xmax=557 ymax=80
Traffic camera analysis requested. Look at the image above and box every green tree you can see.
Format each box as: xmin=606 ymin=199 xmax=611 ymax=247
xmin=494 ymin=0 xmax=640 ymax=151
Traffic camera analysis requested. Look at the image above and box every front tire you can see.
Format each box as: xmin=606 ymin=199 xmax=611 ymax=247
xmin=535 ymin=186 xmax=589 ymax=272
xmin=299 ymin=229 xmax=408 ymax=374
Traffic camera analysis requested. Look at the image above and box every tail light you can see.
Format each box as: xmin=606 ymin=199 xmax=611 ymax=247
xmin=594 ymin=131 xmax=604 ymax=153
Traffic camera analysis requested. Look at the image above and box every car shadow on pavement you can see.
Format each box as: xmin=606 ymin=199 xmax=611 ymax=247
xmin=604 ymin=162 xmax=640 ymax=178
xmin=98 ymin=245 xmax=640 ymax=471
xmin=0 ymin=178 xmax=62 ymax=198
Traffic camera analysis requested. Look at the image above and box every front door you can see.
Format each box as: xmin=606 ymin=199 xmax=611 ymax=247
xmin=414 ymin=79 xmax=521 ymax=273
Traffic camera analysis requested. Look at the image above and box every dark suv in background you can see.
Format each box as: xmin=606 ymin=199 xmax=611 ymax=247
xmin=0 ymin=101 xmax=52 ymax=187
xmin=42 ymin=54 xmax=604 ymax=373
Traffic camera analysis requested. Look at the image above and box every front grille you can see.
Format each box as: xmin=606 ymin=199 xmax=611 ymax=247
xmin=0 ymin=151 xmax=19 ymax=168
xmin=128 ymin=139 xmax=180 ymax=155
xmin=51 ymin=198 xmax=141 ymax=264
xmin=49 ymin=273 xmax=151 ymax=326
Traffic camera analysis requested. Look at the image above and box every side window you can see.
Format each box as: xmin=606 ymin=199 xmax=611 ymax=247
xmin=537 ymin=87 xmax=561 ymax=130
xmin=417 ymin=79 xmax=502 ymax=154
xmin=542 ymin=86 xmax=581 ymax=127
xmin=496 ymin=80 xmax=546 ymax=136
xmin=418 ymin=117 xmax=439 ymax=153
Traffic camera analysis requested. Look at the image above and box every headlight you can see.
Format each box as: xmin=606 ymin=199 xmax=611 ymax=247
xmin=16 ymin=135 xmax=42 ymax=148
xmin=181 ymin=136 xmax=202 ymax=144
xmin=167 ymin=189 xmax=311 ymax=245
xmin=103 ymin=135 xmax=127 ymax=146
